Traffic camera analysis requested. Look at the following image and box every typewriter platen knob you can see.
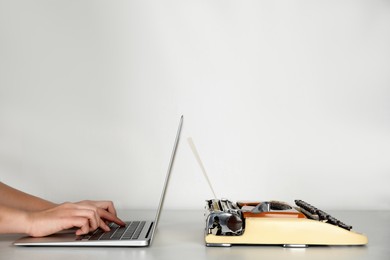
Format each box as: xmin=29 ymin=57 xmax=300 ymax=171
xmin=205 ymin=199 xmax=244 ymax=235
xmin=226 ymin=214 xmax=243 ymax=233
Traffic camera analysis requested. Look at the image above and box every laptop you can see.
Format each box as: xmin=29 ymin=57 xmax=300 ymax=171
xmin=14 ymin=115 xmax=183 ymax=247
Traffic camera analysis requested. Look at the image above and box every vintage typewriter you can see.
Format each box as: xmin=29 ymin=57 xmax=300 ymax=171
xmin=187 ymin=138 xmax=368 ymax=248
xmin=205 ymin=199 xmax=368 ymax=247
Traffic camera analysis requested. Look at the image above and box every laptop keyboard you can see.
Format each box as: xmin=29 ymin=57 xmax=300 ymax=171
xmin=81 ymin=221 xmax=146 ymax=241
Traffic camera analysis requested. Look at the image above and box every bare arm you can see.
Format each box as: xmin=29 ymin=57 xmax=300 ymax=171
xmin=0 ymin=182 xmax=125 ymax=237
xmin=0 ymin=205 xmax=30 ymax=234
xmin=0 ymin=202 xmax=125 ymax=237
xmin=0 ymin=182 xmax=56 ymax=211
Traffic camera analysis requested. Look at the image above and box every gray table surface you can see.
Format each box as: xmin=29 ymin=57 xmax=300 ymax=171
xmin=1 ymin=210 xmax=389 ymax=260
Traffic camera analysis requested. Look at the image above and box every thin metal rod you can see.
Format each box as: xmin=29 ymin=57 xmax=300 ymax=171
xmin=187 ymin=137 xmax=218 ymax=199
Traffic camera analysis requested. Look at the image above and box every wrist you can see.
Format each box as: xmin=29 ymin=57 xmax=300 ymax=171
xmin=0 ymin=205 xmax=31 ymax=235
xmin=21 ymin=210 xmax=33 ymax=236
xmin=23 ymin=210 xmax=43 ymax=237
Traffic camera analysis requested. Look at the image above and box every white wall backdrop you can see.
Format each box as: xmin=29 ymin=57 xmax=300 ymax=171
xmin=0 ymin=0 xmax=389 ymax=210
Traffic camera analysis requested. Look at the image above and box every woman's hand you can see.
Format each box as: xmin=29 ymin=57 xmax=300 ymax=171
xmin=26 ymin=201 xmax=126 ymax=237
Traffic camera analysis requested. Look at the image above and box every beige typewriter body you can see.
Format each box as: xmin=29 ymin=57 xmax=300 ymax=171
xmin=205 ymin=199 xmax=368 ymax=247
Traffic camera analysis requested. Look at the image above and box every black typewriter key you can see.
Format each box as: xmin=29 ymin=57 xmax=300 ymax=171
xmin=295 ymin=200 xmax=317 ymax=214
xmin=317 ymin=210 xmax=329 ymax=220
xmin=327 ymin=216 xmax=340 ymax=225
xmin=338 ymin=222 xmax=352 ymax=231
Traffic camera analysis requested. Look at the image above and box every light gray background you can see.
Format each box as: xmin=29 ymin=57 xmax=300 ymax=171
xmin=1 ymin=0 xmax=389 ymax=210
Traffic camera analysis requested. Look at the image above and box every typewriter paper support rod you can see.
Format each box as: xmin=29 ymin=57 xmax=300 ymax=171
xmin=187 ymin=137 xmax=218 ymax=199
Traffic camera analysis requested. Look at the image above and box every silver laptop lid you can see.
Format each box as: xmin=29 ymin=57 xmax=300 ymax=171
xmin=149 ymin=115 xmax=183 ymax=244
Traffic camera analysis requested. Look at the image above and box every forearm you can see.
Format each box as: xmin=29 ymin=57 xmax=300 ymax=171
xmin=0 ymin=205 xmax=29 ymax=234
xmin=0 ymin=182 xmax=57 ymax=211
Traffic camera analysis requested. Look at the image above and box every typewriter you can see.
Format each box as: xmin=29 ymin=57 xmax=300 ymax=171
xmin=205 ymin=199 xmax=368 ymax=247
